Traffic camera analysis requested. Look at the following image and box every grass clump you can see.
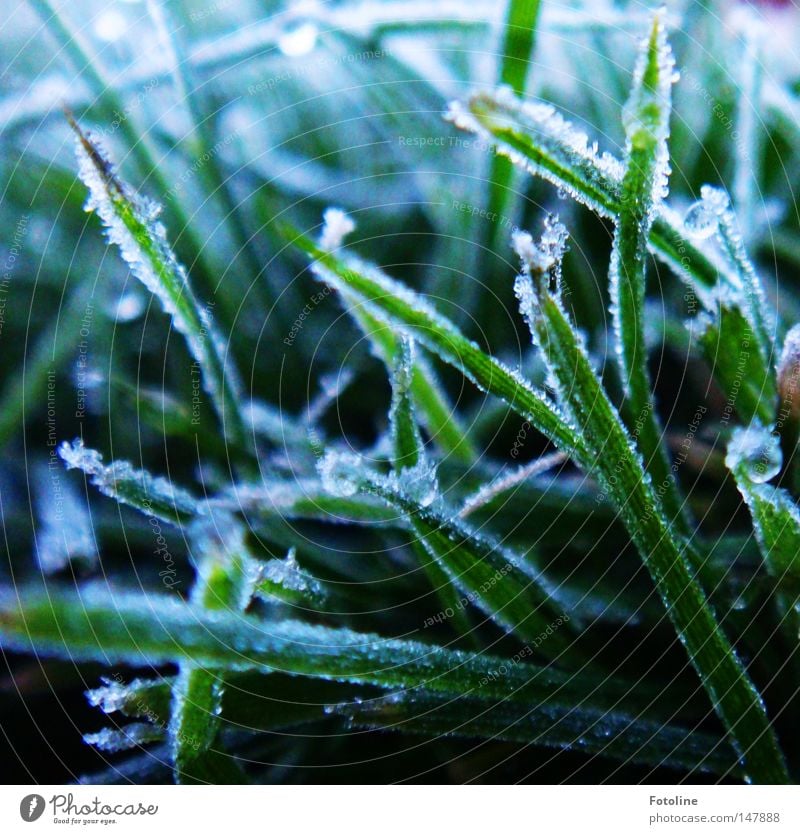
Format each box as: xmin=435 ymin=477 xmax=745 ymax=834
xmin=1 ymin=0 xmax=800 ymax=784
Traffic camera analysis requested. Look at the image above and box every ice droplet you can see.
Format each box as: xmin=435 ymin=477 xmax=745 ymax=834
xmin=726 ymin=425 xmax=782 ymax=483
xmin=318 ymin=450 xmax=365 ymax=497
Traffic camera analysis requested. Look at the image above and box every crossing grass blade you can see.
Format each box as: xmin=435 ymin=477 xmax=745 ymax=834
xmin=446 ymin=87 xmax=732 ymax=298
xmin=0 ymin=585 xmax=653 ymax=714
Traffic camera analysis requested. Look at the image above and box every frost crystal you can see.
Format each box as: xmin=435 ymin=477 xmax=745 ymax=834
xmin=35 ymin=464 xmax=97 ymax=573
xmin=258 ymin=547 xmax=325 ymax=605
xmin=86 ymin=676 xmax=136 ymax=714
xmin=726 ymin=426 xmax=782 ymax=484
xmin=512 ymin=217 xmax=569 ymax=329
xmin=84 ymin=723 xmax=162 ymax=753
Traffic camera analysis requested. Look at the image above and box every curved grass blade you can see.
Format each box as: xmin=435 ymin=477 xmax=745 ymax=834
xmin=69 ymin=118 xmax=249 ymax=452
xmin=609 ymin=15 xmax=686 ymax=528
xmin=254 ymin=547 xmax=328 ymax=610
xmin=512 ymin=218 xmax=788 ymax=784
xmin=446 ymin=87 xmax=730 ymax=298
xmin=59 ymin=438 xmax=199 ymax=523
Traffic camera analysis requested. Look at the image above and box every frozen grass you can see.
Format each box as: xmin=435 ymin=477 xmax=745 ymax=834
xmin=1 ymin=0 xmax=800 ymax=784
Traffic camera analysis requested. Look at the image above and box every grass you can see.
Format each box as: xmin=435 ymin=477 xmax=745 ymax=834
xmin=1 ymin=0 xmax=800 ymax=784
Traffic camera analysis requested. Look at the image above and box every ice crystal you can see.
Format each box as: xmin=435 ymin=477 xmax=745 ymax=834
xmin=318 ymin=450 xmax=367 ymax=498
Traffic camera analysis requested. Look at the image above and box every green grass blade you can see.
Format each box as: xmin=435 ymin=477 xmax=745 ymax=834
xmin=696 ymin=296 xmax=777 ymax=426
xmin=70 ymin=119 xmax=249 ymax=451
xmin=512 ymin=218 xmax=788 ymax=784
xmin=609 ymin=14 xmax=685 ymax=527
xmin=348 ymin=292 xmax=476 ymax=463
xmin=726 ymin=427 xmax=800 ymax=604
xmin=705 ymin=187 xmax=776 ymax=369
xmin=144 ymin=0 xmax=268 ymax=304
xmin=59 ymin=439 xmax=199 ymax=523
xmin=289 ymin=224 xmax=589 ymax=465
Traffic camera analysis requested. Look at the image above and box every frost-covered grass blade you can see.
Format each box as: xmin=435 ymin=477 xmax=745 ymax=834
xmin=290 ymin=223 xmax=589 ymax=464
